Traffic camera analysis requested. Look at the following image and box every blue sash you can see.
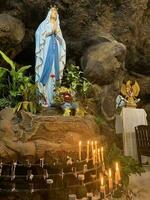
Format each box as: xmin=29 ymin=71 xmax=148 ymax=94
xmin=40 ymin=34 xmax=59 ymax=85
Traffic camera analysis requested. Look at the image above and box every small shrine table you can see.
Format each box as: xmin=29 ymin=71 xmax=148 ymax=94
xmin=116 ymin=107 xmax=147 ymax=160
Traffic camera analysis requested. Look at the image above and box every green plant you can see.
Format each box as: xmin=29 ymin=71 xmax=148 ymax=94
xmin=81 ymin=77 xmax=92 ymax=96
xmin=0 ymin=50 xmax=43 ymax=113
xmin=0 ymin=68 xmax=9 ymax=97
xmin=0 ymin=98 xmax=11 ymax=110
xmin=95 ymin=115 xmax=107 ymax=125
xmin=105 ymin=144 xmax=144 ymax=197
xmin=15 ymin=83 xmax=43 ymax=114
xmin=62 ymin=64 xmax=92 ymax=98
xmin=0 ymin=50 xmax=31 ymax=106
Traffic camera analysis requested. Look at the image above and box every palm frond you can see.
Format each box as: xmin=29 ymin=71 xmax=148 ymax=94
xmin=0 ymin=50 xmax=16 ymax=70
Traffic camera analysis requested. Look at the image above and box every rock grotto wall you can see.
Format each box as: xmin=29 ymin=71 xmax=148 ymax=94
xmin=0 ymin=108 xmax=102 ymax=160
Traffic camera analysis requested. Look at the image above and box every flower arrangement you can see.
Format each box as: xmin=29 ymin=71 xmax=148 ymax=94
xmin=54 ymin=86 xmax=79 ymax=116
xmin=54 ymin=87 xmax=75 ymax=104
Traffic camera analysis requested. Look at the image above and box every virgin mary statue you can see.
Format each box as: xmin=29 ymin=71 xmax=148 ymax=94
xmin=35 ymin=6 xmax=66 ymax=106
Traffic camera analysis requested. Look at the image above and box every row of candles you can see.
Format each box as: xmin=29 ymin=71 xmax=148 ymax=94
xmin=100 ymin=162 xmax=121 ymax=195
xmin=0 ymin=141 xmax=121 ymax=198
xmin=78 ymin=141 xmax=104 ymax=164
xmin=78 ymin=140 xmax=121 ymax=195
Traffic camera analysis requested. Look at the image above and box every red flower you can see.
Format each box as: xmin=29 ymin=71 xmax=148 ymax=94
xmin=63 ymin=93 xmax=73 ymax=102
xmin=50 ymin=74 xmax=55 ymax=78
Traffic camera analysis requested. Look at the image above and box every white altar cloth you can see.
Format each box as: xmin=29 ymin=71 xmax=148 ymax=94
xmin=118 ymin=108 xmax=147 ymax=160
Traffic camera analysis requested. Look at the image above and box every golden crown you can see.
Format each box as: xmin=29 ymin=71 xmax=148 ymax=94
xmin=50 ymin=5 xmax=58 ymax=11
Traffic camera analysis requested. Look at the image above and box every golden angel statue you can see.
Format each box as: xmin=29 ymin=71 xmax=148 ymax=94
xmin=120 ymin=80 xmax=140 ymax=108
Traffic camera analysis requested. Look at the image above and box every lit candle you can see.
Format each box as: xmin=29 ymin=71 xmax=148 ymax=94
xmin=86 ymin=141 xmax=90 ymax=162
xmin=91 ymin=141 xmax=94 ymax=157
xmin=100 ymin=175 xmax=105 ymax=198
xmin=98 ymin=148 xmax=101 ymax=164
xmin=115 ymin=162 xmax=121 ymax=185
xmin=108 ymin=168 xmax=113 ymax=191
xmin=95 ymin=141 xmax=98 ymax=163
xmin=79 ymin=141 xmax=82 ymax=161
xmin=101 ymin=147 xmax=105 ymax=171
xmin=101 ymin=147 xmax=104 ymax=162
xmin=93 ymin=149 xmax=96 ymax=166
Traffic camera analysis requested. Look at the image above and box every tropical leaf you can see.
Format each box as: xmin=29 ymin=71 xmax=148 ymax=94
xmin=0 ymin=67 xmax=9 ymax=74
xmin=16 ymin=102 xmax=22 ymax=112
xmin=0 ymin=98 xmax=10 ymax=108
xmin=22 ymin=101 xmax=29 ymax=111
xmin=10 ymin=90 xmax=20 ymax=97
xmin=17 ymin=65 xmax=31 ymax=74
xmin=0 ymin=50 xmax=16 ymax=70
xmin=29 ymin=102 xmax=34 ymax=113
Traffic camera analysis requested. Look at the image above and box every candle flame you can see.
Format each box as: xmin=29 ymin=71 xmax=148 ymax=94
xmin=100 ymin=176 xmax=104 ymax=186
xmin=116 ymin=162 xmax=119 ymax=171
xmin=108 ymin=168 xmax=112 ymax=178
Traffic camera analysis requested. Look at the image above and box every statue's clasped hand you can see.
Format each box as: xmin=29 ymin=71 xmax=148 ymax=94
xmin=46 ymin=29 xmax=57 ymax=37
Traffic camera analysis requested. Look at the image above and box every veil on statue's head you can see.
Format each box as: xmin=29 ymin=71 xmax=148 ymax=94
xmin=45 ymin=6 xmax=60 ymax=28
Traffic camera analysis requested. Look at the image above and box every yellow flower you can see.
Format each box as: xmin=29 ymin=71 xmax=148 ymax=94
xmin=63 ymin=108 xmax=71 ymax=116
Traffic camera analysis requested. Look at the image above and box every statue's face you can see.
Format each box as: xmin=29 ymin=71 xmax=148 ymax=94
xmin=50 ymin=8 xmax=57 ymax=20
